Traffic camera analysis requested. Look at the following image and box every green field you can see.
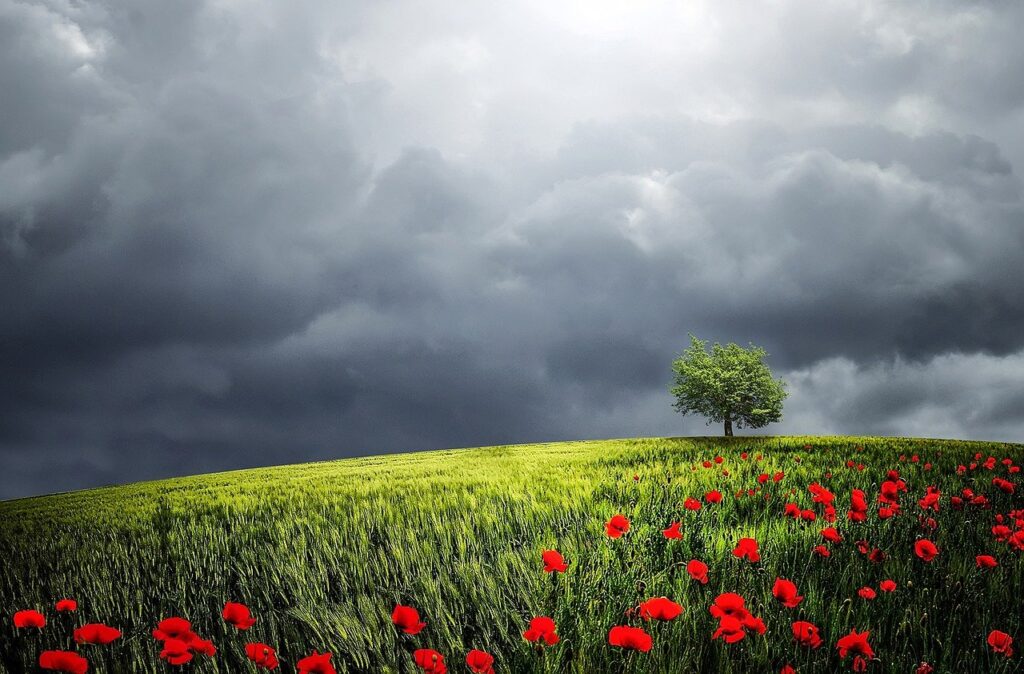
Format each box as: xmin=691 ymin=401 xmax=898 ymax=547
xmin=1 ymin=436 xmax=1022 ymax=673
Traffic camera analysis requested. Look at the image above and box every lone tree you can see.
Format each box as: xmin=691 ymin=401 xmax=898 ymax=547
xmin=670 ymin=334 xmax=787 ymax=437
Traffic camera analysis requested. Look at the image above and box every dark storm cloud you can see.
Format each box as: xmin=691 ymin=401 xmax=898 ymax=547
xmin=2 ymin=0 xmax=1024 ymax=498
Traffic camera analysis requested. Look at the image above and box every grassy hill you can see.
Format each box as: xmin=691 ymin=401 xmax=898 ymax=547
xmin=1 ymin=436 xmax=1022 ymax=673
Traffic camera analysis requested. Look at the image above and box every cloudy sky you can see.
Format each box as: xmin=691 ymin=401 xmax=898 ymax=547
xmin=2 ymin=0 xmax=1024 ymax=499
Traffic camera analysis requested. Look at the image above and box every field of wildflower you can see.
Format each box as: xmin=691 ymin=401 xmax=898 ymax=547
xmin=0 ymin=435 xmax=1022 ymax=673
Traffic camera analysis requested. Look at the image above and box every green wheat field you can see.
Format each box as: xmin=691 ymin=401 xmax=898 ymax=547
xmin=1 ymin=436 xmax=1022 ymax=673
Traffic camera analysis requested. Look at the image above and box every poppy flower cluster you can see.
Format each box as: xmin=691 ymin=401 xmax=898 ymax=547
xmin=152 ymin=617 xmax=217 ymax=665
xmin=392 ymin=602 xmax=496 ymax=672
xmin=10 ymin=599 xmax=300 ymax=672
xmin=709 ymin=593 xmax=766 ymax=643
xmin=523 ymin=616 xmax=560 ymax=646
xmin=12 ymin=601 xmax=123 ymax=673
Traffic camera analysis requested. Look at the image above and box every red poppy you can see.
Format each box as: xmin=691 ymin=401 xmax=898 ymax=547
xmin=821 ymin=528 xmax=842 ymax=544
xmin=606 ymin=514 xmax=630 ymax=538
xmin=684 ymin=497 xmax=703 ymax=511
xmin=711 ymin=615 xmax=746 ymax=644
xmin=523 ymin=616 xmax=559 ymax=645
xmin=836 ymin=629 xmax=874 ymax=671
xmin=918 ymin=488 xmax=940 ymax=512
xmin=848 ymin=489 xmax=868 ymax=522
xmin=880 ymin=478 xmax=905 ymax=503
xmin=732 ymin=537 xmax=760 ymax=562
xmin=192 ymin=637 xmax=216 ymax=657
xmin=152 ymin=617 xmax=192 ymax=641
xmin=914 ymin=539 xmax=938 ymax=562
xmin=792 ymin=621 xmax=822 ymax=649
xmin=781 ymin=665 xmax=796 ymax=674
xmin=465 ymin=649 xmax=494 ymax=674
xmin=13 ymin=609 xmax=45 ymax=629
xmin=813 ymin=545 xmax=831 ymax=558
xmin=223 ymin=602 xmax=257 ymax=630
xmin=758 ymin=473 xmax=769 ymax=484
xmin=705 ymin=490 xmax=723 ymax=504
xmin=392 ymin=605 xmax=427 ymax=635
xmin=160 ymin=638 xmax=194 ymax=666
xmin=976 ymin=555 xmax=998 ymax=569
xmin=297 ymin=651 xmax=337 ymax=674
xmin=915 ymin=663 xmax=934 ymax=674
xmin=74 ymin=623 xmax=122 ymax=645
xmin=414 ymin=649 xmax=447 ymax=673
xmin=196 ymin=637 xmax=217 ymax=657
xmin=857 ymin=587 xmax=876 ymax=600
xmin=686 ymin=559 xmax=709 ymax=584
xmin=542 ymin=550 xmax=568 ymax=573
xmin=245 ymin=643 xmax=280 ymax=670
xmin=1006 ymin=530 xmax=1024 ymax=551
xmin=879 ymin=580 xmax=896 ymax=593
xmin=712 ymin=592 xmax=750 ymax=617
xmin=772 ymin=578 xmax=804 ymax=608
xmin=38 ymin=651 xmax=88 ymax=674
xmin=55 ymin=599 xmax=77 ymax=613
xmin=809 ymin=483 xmax=835 ymax=505
xmin=663 ymin=521 xmax=683 ymax=539
xmin=608 ymin=625 xmax=653 ymax=652
xmin=988 ymin=630 xmax=1014 ymax=657
xmin=638 ymin=597 xmax=683 ymax=621
xmin=993 ymin=478 xmax=1015 ymax=494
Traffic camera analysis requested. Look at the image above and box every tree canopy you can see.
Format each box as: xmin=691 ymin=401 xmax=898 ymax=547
xmin=670 ymin=335 xmax=787 ymax=436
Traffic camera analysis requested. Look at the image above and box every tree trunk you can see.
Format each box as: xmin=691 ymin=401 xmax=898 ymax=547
xmin=724 ymin=416 xmax=733 ymax=437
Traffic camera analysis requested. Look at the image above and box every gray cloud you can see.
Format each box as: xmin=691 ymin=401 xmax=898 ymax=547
xmin=2 ymin=0 xmax=1024 ymax=498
